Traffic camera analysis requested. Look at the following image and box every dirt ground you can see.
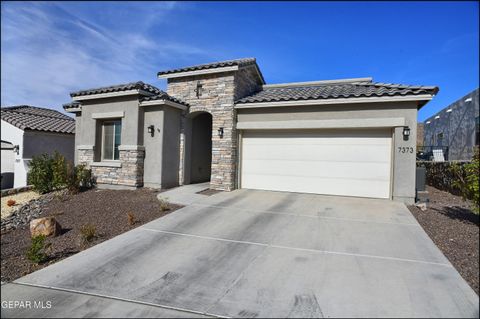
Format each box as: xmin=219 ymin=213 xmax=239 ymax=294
xmin=1 ymin=188 xmax=181 ymax=282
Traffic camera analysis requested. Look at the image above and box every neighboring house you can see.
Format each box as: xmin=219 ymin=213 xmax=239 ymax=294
xmin=423 ymin=88 xmax=479 ymax=160
xmin=417 ymin=123 xmax=424 ymax=147
xmin=1 ymin=140 xmax=15 ymax=189
xmin=0 ymin=106 xmax=75 ymax=188
xmin=64 ymin=58 xmax=438 ymax=204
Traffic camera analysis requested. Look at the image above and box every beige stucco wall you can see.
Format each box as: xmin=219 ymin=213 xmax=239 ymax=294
xmin=77 ymin=96 xmax=141 ymax=148
xmin=236 ymin=101 xmax=419 ymax=203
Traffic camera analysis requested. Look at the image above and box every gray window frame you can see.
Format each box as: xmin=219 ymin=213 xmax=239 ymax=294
xmin=101 ymin=119 xmax=122 ymax=161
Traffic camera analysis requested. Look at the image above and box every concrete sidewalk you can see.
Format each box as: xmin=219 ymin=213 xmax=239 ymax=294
xmin=2 ymin=189 xmax=478 ymax=318
xmin=157 ymin=182 xmax=211 ymax=205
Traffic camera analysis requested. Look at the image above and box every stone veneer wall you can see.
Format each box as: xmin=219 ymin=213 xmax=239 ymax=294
xmin=78 ymin=148 xmax=144 ymax=187
xmin=167 ymin=67 xmax=262 ymax=191
xmin=168 ymin=73 xmax=236 ymax=190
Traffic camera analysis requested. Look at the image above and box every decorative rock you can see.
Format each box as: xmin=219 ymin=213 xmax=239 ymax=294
xmin=29 ymin=217 xmax=62 ymax=237
xmin=415 ymin=202 xmax=428 ymax=211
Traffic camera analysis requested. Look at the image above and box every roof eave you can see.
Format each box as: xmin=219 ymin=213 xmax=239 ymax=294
xmin=235 ymin=94 xmax=436 ymax=109
xmin=72 ymin=89 xmax=155 ymax=101
xmin=139 ymin=99 xmax=188 ymax=111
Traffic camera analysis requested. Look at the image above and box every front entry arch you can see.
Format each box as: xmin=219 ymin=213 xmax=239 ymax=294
xmin=184 ymin=112 xmax=212 ymax=184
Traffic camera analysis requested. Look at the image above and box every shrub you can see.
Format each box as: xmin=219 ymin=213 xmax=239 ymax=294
xmin=158 ymin=197 xmax=170 ymax=212
xmin=6 ymin=199 xmax=16 ymax=207
xmin=28 ymin=153 xmax=54 ymax=194
xmin=28 ymin=152 xmax=93 ymax=195
xmin=450 ymin=147 xmax=479 ymax=214
xmin=75 ymin=164 xmax=93 ymax=190
xmin=66 ymin=163 xmax=93 ymax=194
xmin=52 ymin=151 xmax=68 ymax=188
xmin=26 ymin=235 xmax=49 ymax=264
xmin=79 ymin=224 xmax=96 ymax=244
xmin=127 ymin=212 xmax=136 ymax=225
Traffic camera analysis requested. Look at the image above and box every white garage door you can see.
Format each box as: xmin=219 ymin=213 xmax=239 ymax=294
xmin=240 ymin=129 xmax=392 ymax=199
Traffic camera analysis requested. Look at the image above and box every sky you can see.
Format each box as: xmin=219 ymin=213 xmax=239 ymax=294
xmin=1 ymin=1 xmax=478 ymax=121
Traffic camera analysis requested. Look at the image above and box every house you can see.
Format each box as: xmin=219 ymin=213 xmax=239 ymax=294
xmin=0 ymin=105 xmax=75 ymax=188
xmin=423 ymin=88 xmax=479 ymax=160
xmin=64 ymin=58 xmax=438 ymax=204
xmin=1 ymin=140 xmax=15 ymax=189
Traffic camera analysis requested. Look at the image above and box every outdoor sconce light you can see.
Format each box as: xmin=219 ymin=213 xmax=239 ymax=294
xmin=148 ymin=125 xmax=155 ymax=137
xmin=13 ymin=145 xmax=19 ymax=155
xmin=217 ymin=127 xmax=224 ymax=138
xmin=194 ymin=81 xmax=203 ymax=98
xmin=465 ymin=97 xmax=472 ymax=103
xmin=403 ymin=126 xmax=410 ymax=141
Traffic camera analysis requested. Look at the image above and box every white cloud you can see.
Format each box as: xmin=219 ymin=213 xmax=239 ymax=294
xmin=1 ymin=1 xmax=212 ymax=112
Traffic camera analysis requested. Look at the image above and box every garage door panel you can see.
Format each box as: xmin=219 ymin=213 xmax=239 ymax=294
xmin=242 ymin=174 xmax=391 ymax=199
xmin=242 ymin=144 xmax=390 ymax=162
xmin=242 ymin=160 xmax=391 ymax=181
xmin=241 ymin=129 xmax=392 ymax=199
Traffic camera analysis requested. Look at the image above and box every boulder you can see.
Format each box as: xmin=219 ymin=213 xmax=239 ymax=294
xmin=30 ymin=217 xmax=62 ymax=237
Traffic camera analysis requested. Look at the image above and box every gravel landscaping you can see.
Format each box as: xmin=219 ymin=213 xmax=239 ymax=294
xmin=409 ymin=186 xmax=479 ymax=295
xmin=1 ymin=191 xmax=41 ymax=219
xmin=1 ymin=188 xmax=181 ymax=283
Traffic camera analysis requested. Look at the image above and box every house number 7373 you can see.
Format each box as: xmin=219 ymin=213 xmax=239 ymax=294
xmin=398 ymin=147 xmax=414 ymax=154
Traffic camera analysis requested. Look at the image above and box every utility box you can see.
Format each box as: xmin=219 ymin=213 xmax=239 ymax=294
xmin=416 ymin=166 xmax=426 ymax=192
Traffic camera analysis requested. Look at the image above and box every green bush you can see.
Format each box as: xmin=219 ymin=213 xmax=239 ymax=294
xmin=52 ymin=151 xmax=68 ymax=188
xmin=26 ymin=235 xmax=49 ymax=264
xmin=450 ymin=147 xmax=479 ymax=214
xmin=28 ymin=154 xmax=54 ymax=194
xmin=66 ymin=163 xmax=93 ymax=193
xmin=28 ymin=152 xmax=93 ymax=194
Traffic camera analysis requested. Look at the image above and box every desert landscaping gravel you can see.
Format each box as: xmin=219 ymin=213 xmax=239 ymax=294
xmin=1 ymin=188 xmax=181 ymax=283
xmin=409 ymin=186 xmax=479 ymax=295
xmin=1 ymin=191 xmax=41 ymax=219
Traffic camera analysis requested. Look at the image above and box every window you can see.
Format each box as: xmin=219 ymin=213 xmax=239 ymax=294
xmin=437 ymin=132 xmax=444 ymax=146
xmin=102 ymin=120 xmax=121 ymax=160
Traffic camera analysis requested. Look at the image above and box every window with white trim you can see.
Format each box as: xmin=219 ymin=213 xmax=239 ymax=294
xmin=102 ymin=120 xmax=122 ymax=160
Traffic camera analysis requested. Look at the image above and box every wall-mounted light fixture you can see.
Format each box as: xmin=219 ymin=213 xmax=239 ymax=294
xmin=435 ymin=115 xmax=440 ymax=120
xmin=148 ymin=125 xmax=155 ymax=137
xmin=446 ymin=108 xmax=452 ymax=113
xmin=194 ymin=81 xmax=203 ymax=98
xmin=403 ymin=126 xmax=410 ymax=141
xmin=426 ymin=120 xmax=431 ymax=124
xmin=465 ymin=97 xmax=472 ymax=103
xmin=13 ymin=145 xmax=19 ymax=155
xmin=217 ymin=127 xmax=224 ymax=138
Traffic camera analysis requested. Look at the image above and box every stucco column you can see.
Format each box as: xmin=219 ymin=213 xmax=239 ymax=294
xmin=178 ymin=114 xmax=186 ymax=185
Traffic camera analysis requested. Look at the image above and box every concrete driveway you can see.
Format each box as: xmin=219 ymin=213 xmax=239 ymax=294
xmin=2 ymin=189 xmax=479 ymax=318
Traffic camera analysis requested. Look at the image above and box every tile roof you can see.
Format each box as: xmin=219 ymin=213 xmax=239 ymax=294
xmin=70 ymin=81 xmax=162 ymax=97
xmin=235 ymin=79 xmax=439 ymax=105
xmin=140 ymin=91 xmax=189 ymax=106
xmin=62 ymin=101 xmax=81 ymax=110
xmin=1 ymin=105 xmax=75 ymax=134
xmin=67 ymin=81 xmax=188 ymax=108
xmin=157 ymin=58 xmax=265 ymax=82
